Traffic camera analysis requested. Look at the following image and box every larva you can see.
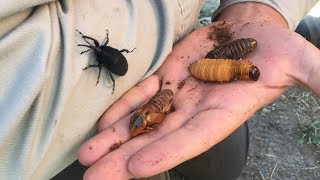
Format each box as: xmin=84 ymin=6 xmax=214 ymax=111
xmin=188 ymin=59 xmax=260 ymax=83
xmin=205 ymin=38 xmax=257 ymax=60
xmin=129 ymin=89 xmax=174 ymax=137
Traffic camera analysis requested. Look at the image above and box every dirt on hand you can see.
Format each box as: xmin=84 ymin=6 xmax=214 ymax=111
xmin=208 ymin=21 xmax=233 ymax=47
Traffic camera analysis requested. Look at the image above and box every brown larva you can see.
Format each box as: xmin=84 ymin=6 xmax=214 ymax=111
xmin=205 ymin=38 xmax=257 ymax=60
xmin=129 ymin=89 xmax=174 ymax=137
xmin=188 ymin=59 xmax=260 ymax=83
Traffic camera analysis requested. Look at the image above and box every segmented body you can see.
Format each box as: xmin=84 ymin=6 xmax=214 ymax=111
xmin=188 ymin=59 xmax=260 ymax=83
xmin=205 ymin=38 xmax=257 ymax=60
xmin=146 ymin=89 xmax=173 ymax=113
xmin=129 ymin=89 xmax=174 ymax=137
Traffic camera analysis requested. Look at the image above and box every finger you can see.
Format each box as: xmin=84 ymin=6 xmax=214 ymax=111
xmin=83 ymin=110 xmax=192 ymax=180
xmin=78 ymin=113 xmax=132 ymax=166
xmin=98 ymin=75 xmax=161 ymax=132
xmin=79 ymin=78 xmax=199 ymax=166
xmin=127 ymin=108 xmax=251 ymax=178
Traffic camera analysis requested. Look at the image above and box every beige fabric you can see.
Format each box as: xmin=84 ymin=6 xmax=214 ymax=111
xmin=0 ymin=0 xmax=203 ymax=179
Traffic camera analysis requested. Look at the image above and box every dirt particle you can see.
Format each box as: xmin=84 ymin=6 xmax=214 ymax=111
xmin=112 ymin=127 xmax=116 ymax=132
xmin=242 ymin=22 xmax=250 ymax=26
xmin=165 ymin=81 xmax=171 ymax=85
xmin=152 ymin=158 xmax=163 ymax=166
xmin=177 ymin=80 xmax=185 ymax=89
xmin=109 ymin=140 xmax=123 ymax=151
xmin=89 ymin=146 xmax=92 ymax=150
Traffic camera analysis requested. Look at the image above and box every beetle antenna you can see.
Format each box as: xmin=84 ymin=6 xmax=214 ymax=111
xmin=78 ymin=44 xmax=100 ymax=51
xmin=80 ymin=49 xmax=92 ymax=55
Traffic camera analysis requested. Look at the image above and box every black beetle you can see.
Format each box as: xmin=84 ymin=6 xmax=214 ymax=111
xmin=76 ymin=29 xmax=135 ymax=93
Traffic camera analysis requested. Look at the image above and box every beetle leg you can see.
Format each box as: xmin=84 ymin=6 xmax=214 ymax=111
xmin=82 ymin=36 xmax=100 ymax=47
xmin=82 ymin=64 xmax=103 ymax=85
xmin=80 ymin=48 xmax=92 ymax=55
xmin=141 ymin=126 xmax=155 ymax=133
xmin=96 ymin=66 xmax=102 ymax=85
xmin=109 ymin=72 xmax=115 ymax=94
xmin=82 ymin=64 xmax=100 ymax=70
xmin=102 ymin=29 xmax=109 ymax=46
xmin=76 ymin=30 xmax=100 ymax=47
xmin=120 ymin=48 xmax=136 ymax=54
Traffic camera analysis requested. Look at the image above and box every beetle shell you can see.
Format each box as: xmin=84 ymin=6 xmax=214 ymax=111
xmin=77 ymin=30 xmax=134 ymax=93
xmin=95 ymin=46 xmax=128 ymax=76
xmin=205 ymin=38 xmax=257 ymax=60
xmin=129 ymin=89 xmax=174 ymax=137
xmin=189 ymin=58 xmax=260 ymax=83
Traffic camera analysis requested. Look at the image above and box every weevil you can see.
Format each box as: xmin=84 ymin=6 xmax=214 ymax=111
xmin=129 ymin=89 xmax=174 ymax=137
xmin=76 ymin=30 xmax=135 ymax=93
xmin=205 ymin=38 xmax=257 ymax=60
xmin=189 ymin=58 xmax=260 ymax=83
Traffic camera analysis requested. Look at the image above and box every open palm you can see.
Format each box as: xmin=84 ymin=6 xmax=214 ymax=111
xmin=78 ymin=20 xmax=312 ymax=179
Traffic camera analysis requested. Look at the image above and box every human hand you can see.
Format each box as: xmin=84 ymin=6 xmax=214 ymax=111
xmin=77 ymin=19 xmax=320 ymax=179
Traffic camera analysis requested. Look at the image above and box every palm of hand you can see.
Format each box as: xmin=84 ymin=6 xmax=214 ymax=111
xmin=78 ymin=21 xmax=306 ymax=179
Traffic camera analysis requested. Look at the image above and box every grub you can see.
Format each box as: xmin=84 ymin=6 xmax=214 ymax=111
xmin=189 ymin=59 xmax=260 ymax=82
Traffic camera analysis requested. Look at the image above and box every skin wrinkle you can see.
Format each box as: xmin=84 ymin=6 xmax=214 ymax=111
xmin=98 ymin=100 xmax=133 ymax=130
xmin=301 ymin=40 xmax=316 ymax=86
xmin=284 ymin=36 xmax=318 ymax=89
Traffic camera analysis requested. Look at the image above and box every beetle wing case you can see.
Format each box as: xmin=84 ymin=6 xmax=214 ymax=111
xmin=107 ymin=58 xmax=128 ymax=76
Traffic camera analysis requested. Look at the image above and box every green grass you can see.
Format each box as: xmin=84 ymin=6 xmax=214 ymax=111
xmin=198 ymin=9 xmax=212 ymax=19
xmin=300 ymin=120 xmax=320 ymax=145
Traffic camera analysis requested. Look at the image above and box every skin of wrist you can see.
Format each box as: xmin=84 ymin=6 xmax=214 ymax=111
xmin=216 ymin=2 xmax=288 ymax=29
xmin=294 ymin=39 xmax=320 ymax=96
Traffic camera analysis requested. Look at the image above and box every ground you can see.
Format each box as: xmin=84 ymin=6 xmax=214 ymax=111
xmin=199 ymin=1 xmax=320 ymax=179
xmin=239 ymin=86 xmax=320 ymax=179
